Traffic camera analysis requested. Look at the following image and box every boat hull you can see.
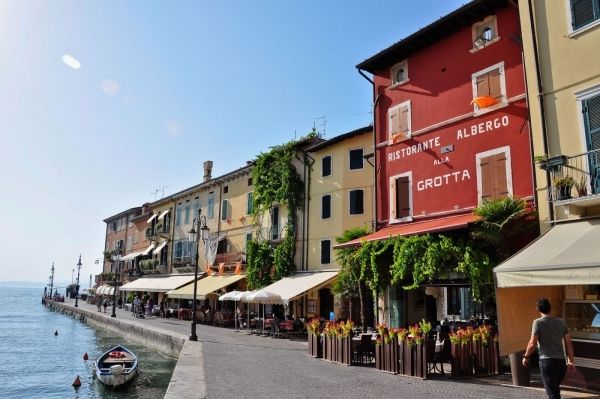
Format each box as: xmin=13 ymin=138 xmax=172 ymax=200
xmin=95 ymin=345 xmax=138 ymax=388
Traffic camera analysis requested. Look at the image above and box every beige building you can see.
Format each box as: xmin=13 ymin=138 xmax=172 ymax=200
xmin=145 ymin=197 xmax=174 ymax=275
xmin=494 ymin=2 xmax=600 ymax=390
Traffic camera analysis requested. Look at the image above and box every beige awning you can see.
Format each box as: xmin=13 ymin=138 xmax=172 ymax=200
xmin=158 ymin=209 xmax=170 ymax=221
xmin=153 ymin=241 xmax=168 ymax=255
xmin=96 ymin=285 xmax=118 ymax=296
xmin=142 ymin=243 xmax=155 ymax=256
xmin=256 ymin=270 xmax=338 ymax=304
xmin=494 ymin=218 xmax=600 ymax=288
xmin=167 ymin=274 xmax=246 ymax=300
xmin=119 ymin=275 xmax=198 ymax=293
xmin=147 ymin=213 xmax=158 ymax=224
xmin=120 ymin=250 xmax=145 ymax=261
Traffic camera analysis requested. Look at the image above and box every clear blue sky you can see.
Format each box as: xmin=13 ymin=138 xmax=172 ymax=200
xmin=0 ymin=0 xmax=465 ymax=284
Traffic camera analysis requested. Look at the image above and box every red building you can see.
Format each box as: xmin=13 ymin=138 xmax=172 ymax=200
xmin=355 ymin=0 xmax=534 ymax=324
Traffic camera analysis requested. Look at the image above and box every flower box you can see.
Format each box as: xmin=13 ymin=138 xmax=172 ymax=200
xmin=451 ymin=342 xmax=474 ymax=378
xmin=308 ymin=333 xmax=322 ymax=358
xmin=375 ymin=337 xmax=399 ymax=374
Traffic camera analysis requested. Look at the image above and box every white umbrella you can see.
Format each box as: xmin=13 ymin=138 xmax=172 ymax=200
xmin=219 ymin=290 xmax=243 ymax=330
xmin=246 ymin=290 xmax=281 ymax=335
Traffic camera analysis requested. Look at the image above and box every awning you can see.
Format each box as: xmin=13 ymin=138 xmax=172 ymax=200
xmin=142 ymin=243 xmax=155 ymax=256
xmin=255 ymin=271 xmax=339 ymax=304
xmin=494 ymin=218 xmax=600 ymax=287
xmin=158 ymin=209 xmax=170 ymax=221
xmin=96 ymin=285 xmax=118 ymax=296
xmin=335 ymin=213 xmax=480 ymax=248
xmin=167 ymin=274 xmax=246 ymax=300
xmin=153 ymin=241 xmax=168 ymax=255
xmin=147 ymin=213 xmax=158 ymax=224
xmin=119 ymin=275 xmax=198 ymax=293
xmin=120 ymin=250 xmax=145 ymax=261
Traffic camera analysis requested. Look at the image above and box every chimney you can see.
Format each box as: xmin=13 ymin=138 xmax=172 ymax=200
xmin=203 ymin=160 xmax=213 ymax=182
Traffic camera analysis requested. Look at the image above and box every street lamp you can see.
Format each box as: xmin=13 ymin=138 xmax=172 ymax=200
xmin=111 ymin=253 xmax=121 ymax=318
xmin=189 ymin=209 xmax=209 ymax=341
xmin=75 ymin=255 xmax=82 ymax=307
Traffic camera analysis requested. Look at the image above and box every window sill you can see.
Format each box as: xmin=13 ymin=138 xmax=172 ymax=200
xmin=568 ymin=19 xmax=600 ymax=38
xmin=473 ymin=100 xmax=508 ymax=116
xmin=469 ymin=36 xmax=500 ymax=53
xmin=388 ymin=216 xmax=413 ymax=224
xmin=349 ymin=167 xmax=365 ymax=172
xmin=387 ymin=79 xmax=410 ymax=90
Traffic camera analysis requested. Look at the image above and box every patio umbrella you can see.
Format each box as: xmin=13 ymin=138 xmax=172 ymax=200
xmin=219 ymin=290 xmax=243 ymax=330
xmin=246 ymin=290 xmax=281 ymax=335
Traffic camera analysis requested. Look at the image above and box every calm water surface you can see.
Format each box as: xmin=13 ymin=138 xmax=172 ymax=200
xmin=0 ymin=287 xmax=176 ymax=399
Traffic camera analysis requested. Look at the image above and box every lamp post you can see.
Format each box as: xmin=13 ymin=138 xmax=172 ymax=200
xmin=111 ymin=253 xmax=121 ymax=318
xmin=189 ymin=209 xmax=209 ymax=341
xmin=75 ymin=255 xmax=82 ymax=307
xmin=49 ymin=262 xmax=55 ymax=300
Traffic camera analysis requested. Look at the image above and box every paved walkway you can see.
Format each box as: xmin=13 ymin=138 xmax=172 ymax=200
xmin=62 ymin=299 xmax=599 ymax=399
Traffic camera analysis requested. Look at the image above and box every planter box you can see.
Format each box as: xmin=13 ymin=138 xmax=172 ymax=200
xmin=308 ymin=333 xmax=322 ymax=358
xmin=538 ymin=155 xmax=567 ymax=172
xmin=473 ymin=339 xmax=500 ymax=376
xmin=451 ymin=343 xmax=474 ymax=378
xmin=335 ymin=336 xmax=352 ymax=366
xmin=375 ymin=338 xmax=399 ymax=374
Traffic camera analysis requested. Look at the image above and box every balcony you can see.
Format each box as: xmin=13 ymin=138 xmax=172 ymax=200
xmin=156 ymin=222 xmax=170 ymax=238
xmin=542 ymin=149 xmax=600 ymax=208
xmin=145 ymin=227 xmax=156 ymax=239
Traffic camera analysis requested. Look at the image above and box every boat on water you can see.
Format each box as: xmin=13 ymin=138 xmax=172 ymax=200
xmin=95 ymin=345 xmax=138 ymax=388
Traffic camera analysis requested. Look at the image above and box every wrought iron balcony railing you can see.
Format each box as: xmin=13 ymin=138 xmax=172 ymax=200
xmin=543 ymin=149 xmax=600 ymax=204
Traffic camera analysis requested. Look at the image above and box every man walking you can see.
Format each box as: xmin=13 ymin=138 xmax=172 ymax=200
xmin=522 ymin=298 xmax=575 ymax=399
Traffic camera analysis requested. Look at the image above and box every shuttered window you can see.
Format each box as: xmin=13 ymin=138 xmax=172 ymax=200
xmin=389 ymin=101 xmax=411 ymax=141
xmin=571 ymin=0 xmax=600 ymax=30
xmin=349 ymin=149 xmax=364 ymax=170
xmin=322 ymin=194 xmax=331 ymax=219
xmin=390 ymin=175 xmax=411 ymax=220
xmin=221 ymin=199 xmax=229 ymax=221
xmin=349 ymin=189 xmax=364 ymax=215
xmin=320 ymin=240 xmax=331 ymax=264
xmin=322 ymin=155 xmax=332 ymax=177
xmin=476 ymin=68 xmax=502 ymax=101
xmin=583 ymin=94 xmax=600 ymax=192
xmin=480 ymin=153 xmax=509 ymax=201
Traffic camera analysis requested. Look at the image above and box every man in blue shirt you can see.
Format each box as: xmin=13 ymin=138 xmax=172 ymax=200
xmin=522 ymin=298 xmax=575 ymax=399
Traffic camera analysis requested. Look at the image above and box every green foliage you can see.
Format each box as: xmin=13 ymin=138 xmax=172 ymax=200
xmin=332 ymin=227 xmax=370 ymax=297
xmin=246 ymin=240 xmax=273 ymax=289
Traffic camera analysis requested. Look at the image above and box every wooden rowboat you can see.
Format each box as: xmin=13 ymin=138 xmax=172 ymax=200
xmin=95 ymin=345 xmax=138 ymax=388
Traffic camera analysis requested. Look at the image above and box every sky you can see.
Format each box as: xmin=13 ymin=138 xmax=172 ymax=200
xmin=0 ymin=0 xmax=466 ymax=285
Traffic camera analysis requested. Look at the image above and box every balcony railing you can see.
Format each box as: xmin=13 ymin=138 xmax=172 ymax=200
xmin=543 ymin=149 xmax=600 ymax=205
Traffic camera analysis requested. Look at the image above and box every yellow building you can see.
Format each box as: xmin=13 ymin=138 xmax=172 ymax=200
xmin=145 ymin=197 xmax=175 ymax=274
xmin=494 ymin=3 xmax=600 ymax=390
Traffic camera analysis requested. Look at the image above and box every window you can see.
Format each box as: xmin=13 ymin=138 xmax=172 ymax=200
xmin=581 ymin=91 xmax=600 ymax=192
xmin=246 ymin=192 xmax=254 ymax=215
xmin=322 ymin=155 xmax=332 ymax=177
xmin=570 ymin=0 xmax=600 ymax=30
xmin=133 ymin=231 xmax=138 ymax=244
xmin=176 ymin=207 xmax=182 ymax=226
xmin=223 ymin=185 xmax=229 ymax=194
xmin=126 ymin=236 xmax=132 ymax=251
xmin=244 ymin=232 xmax=253 ymax=261
xmin=388 ymin=101 xmax=411 ymax=142
xmin=476 ymin=147 xmax=512 ymax=201
xmin=221 ymin=199 xmax=229 ymax=221
xmin=471 ymin=62 xmax=506 ymax=114
xmin=271 ymin=206 xmax=280 ymax=240
xmin=217 ymin=238 xmax=228 ymax=254
xmin=349 ymin=148 xmax=364 ymax=170
xmin=184 ymin=206 xmax=190 ymax=225
xmin=174 ymin=240 xmax=183 ymax=260
xmin=390 ymin=60 xmax=408 ymax=85
xmin=472 ymin=15 xmax=498 ymax=49
xmin=128 ymin=215 xmax=133 ymax=228
xmin=193 ymin=200 xmax=200 ymax=220
xmin=389 ymin=173 xmax=412 ymax=222
xmin=207 ymin=195 xmax=215 ymax=219
xmin=320 ymin=239 xmax=331 ymax=264
xmin=321 ymin=194 xmax=331 ymax=219
xmin=349 ymin=189 xmax=364 ymax=215
xmin=112 ymin=221 xmax=117 ymax=232
xmin=248 ymin=178 xmax=253 ymax=186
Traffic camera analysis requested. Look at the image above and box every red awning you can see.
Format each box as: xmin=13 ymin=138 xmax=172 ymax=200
xmin=335 ymin=213 xmax=480 ymax=248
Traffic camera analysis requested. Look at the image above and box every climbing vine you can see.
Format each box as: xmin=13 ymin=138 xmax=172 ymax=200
xmin=246 ymin=131 xmax=317 ymax=289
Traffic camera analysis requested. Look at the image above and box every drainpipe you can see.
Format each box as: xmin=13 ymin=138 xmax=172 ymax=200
xmin=358 ymin=67 xmax=383 ymax=326
xmin=302 ymin=151 xmax=315 ymax=271
xmin=526 ymin=0 xmax=554 ymax=222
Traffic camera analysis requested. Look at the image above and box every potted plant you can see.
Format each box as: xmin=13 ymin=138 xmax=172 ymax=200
xmin=574 ymin=177 xmax=588 ymax=197
xmin=553 ymin=175 xmax=575 ymax=200
xmin=535 ymin=154 xmax=568 ymax=172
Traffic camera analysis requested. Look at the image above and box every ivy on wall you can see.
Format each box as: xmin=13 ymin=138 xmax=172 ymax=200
xmin=246 ymin=131 xmax=317 ymax=289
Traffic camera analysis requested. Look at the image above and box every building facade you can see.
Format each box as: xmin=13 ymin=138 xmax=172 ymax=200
xmin=356 ymin=0 xmax=533 ymax=327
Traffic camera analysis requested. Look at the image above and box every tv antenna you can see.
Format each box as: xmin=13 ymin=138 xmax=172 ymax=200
xmin=150 ymin=186 xmax=169 ymax=201
xmin=314 ymin=116 xmax=326 ymax=137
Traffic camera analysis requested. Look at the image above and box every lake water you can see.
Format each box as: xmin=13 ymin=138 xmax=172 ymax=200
xmin=0 ymin=287 xmax=176 ymax=399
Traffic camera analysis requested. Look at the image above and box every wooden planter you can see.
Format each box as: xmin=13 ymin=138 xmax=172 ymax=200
xmin=472 ymin=338 xmax=500 ymax=376
xmin=414 ymin=341 xmax=429 ymax=379
xmin=335 ymin=336 xmax=352 ymax=366
xmin=308 ymin=333 xmax=322 ymax=358
xmin=451 ymin=342 xmax=474 ymax=378
xmin=375 ymin=338 xmax=399 ymax=374
xmin=322 ymin=335 xmax=329 ymax=361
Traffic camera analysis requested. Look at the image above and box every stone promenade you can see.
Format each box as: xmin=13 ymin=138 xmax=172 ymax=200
xmin=56 ymin=298 xmax=599 ymax=399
